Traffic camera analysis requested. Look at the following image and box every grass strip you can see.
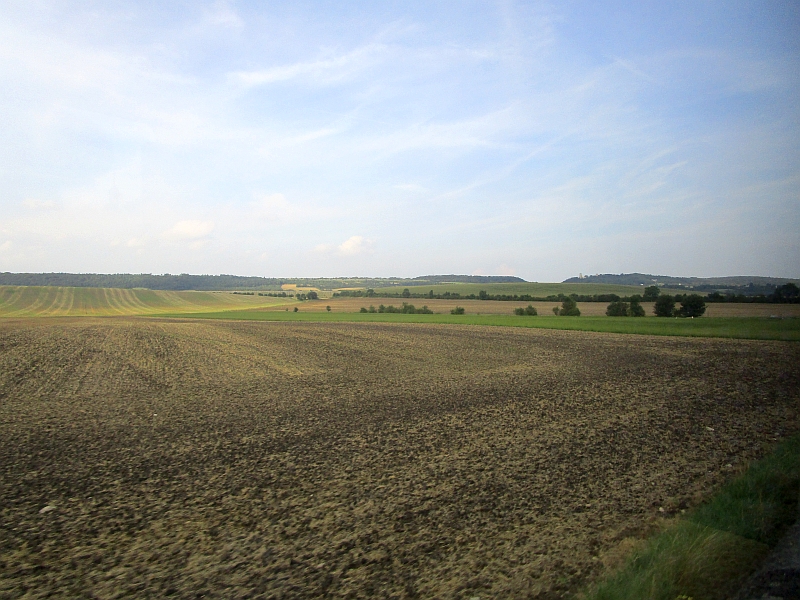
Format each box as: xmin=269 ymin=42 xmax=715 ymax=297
xmin=153 ymin=311 xmax=800 ymax=341
xmin=584 ymin=434 xmax=800 ymax=600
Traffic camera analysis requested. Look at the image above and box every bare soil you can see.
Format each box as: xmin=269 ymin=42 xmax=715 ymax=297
xmin=1 ymin=318 xmax=798 ymax=599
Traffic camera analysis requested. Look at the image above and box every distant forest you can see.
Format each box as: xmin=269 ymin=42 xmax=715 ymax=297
xmin=0 ymin=272 xmax=524 ymax=291
xmin=563 ymin=273 xmax=799 ymax=297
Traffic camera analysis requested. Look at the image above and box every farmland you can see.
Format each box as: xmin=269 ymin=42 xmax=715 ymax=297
xmin=369 ymin=282 xmax=684 ymax=297
xmin=0 ymin=286 xmax=289 ymax=317
xmin=1 ymin=318 xmax=798 ymax=598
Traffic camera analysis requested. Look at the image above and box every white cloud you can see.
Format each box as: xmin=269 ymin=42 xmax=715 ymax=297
xmin=251 ymin=193 xmax=292 ymax=222
xmin=22 ymin=199 xmax=58 ymax=210
xmin=163 ymin=220 xmax=214 ymax=241
xmin=338 ymin=235 xmax=371 ymax=256
xmin=126 ymin=237 xmax=147 ymax=247
xmin=394 ymin=183 xmax=428 ymax=193
xmin=203 ymin=1 xmax=244 ymax=29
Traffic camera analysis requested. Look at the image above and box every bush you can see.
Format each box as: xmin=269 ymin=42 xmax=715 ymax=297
xmin=679 ymin=294 xmax=706 ymax=318
xmin=359 ymin=307 xmax=367 ymax=313
xmin=606 ymin=301 xmax=630 ymax=317
xmin=451 ymin=306 xmax=465 ymax=315
xmin=558 ymin=297 xmax=581 ymax=316
xmin=514 ymin=305 xmax=537 ymax=316
xmin=293 ymin=307 xmax=298 ymax=312
xmin=629 ymin=299 xmax=645 ymax=317
xmin=654 ymin=295 xmax=676 ymax=317
xmin=326 ymin=305 xmax=331 ymax=312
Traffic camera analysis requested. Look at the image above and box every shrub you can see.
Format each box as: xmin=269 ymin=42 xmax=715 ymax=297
xmin=451 ymin=306 xmax=465 ymax=315
xmin=559 ymin=297 xmax=581 ymax=316
xmin=368 ymin=305 xmax=377 ymax=313
xmin=629 ymin=299 xmax=646 ymax=317
xmin=552 ymin=306 xmax=559 ymax=315
xmin=326 ymin=305 xmax=331 ymax=312
xmin=654 ymin=295 xmax=676 ymax=317
xmin=293 ymin=307 xmax=298 ymax=312
xmin=606 ymin=301 xmax=630 ymax=317
xmin=679 ymin=294 xmax=706 ymax=318
xmin=359 ymin=307 xmax=367 ymax=313
xmin=514 ymin=305 xmax=537 ymax=316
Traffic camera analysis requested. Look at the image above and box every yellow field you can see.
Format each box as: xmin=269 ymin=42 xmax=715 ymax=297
xmin=0 ymin=286 xmax=293 ymax=317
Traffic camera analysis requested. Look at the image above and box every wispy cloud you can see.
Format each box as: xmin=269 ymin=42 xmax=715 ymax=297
xmin=230 ymin=44 xmax=390 ymax=87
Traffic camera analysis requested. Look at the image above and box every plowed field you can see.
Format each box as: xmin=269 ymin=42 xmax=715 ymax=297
xmin=1 ymin=318 xmax=798 ymax=599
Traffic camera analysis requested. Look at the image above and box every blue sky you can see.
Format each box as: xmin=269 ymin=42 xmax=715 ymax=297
xmin=1 ymin=1 xmax=798 ymax=281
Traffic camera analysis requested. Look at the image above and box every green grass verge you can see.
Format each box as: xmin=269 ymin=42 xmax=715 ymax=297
xmin=584 ymin=434 xmax=800 ymax=600
xmin=153 ymin=311 xmax=800 ymax=341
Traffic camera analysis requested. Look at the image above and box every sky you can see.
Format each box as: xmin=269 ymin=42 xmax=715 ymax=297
xmin=0 ymin=1 xmax=798 ymax=281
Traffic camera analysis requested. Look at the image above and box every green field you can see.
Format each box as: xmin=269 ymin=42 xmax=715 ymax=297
xmin=157 ymin=310 xmax=800 ymax=341
xmin=370 ymin=282 xmax=682 ymax=297
xmin=0 ymin=285 xmax=292 ymax=317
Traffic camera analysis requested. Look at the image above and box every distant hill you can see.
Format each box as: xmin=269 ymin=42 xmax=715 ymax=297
xmin=0 ymin=272 xmax=525 ymax=291
xmin=562 ymin=273 xmax=799 ymax=296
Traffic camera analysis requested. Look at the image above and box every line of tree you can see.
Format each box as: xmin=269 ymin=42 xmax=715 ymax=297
xmin=513 ymin=305 xmax=538 ymax=316
xmin=359 ymin=303 xmax=434 ymax=314
xmin=336 ymin=283 xmax=800 ymax=304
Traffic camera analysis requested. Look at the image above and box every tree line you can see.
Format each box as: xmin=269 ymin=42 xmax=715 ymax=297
xmin=336 ymin=284 xmax=800 ymax=304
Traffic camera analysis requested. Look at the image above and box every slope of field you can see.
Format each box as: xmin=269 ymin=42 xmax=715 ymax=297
xmin=1 ymin=318 xmax=798 ymax=598
xmin=0 ymin=286 xmax=291 ymax=317
xmin=370 ymin=282 xmax=682 ymax=297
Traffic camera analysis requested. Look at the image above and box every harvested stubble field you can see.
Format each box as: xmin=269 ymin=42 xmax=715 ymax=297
xmin=262 ymin=298 xmax=800 ymax=318
xmin=1 ymin=318 xmax=798 ymax=599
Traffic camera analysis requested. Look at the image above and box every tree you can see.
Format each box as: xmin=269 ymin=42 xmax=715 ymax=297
xmin=451 ymin=306 xmax=465 ymax=315
xmin=326 ymin=305 xmax=331 ymax=312
xmin=654 ymin=295 xmax=675 ymax=317
xmin=559 ymin=297 xmax=580 ymax=316
xmin=293 ymin=306 xmax=299 ymax=312
xmin=478 ymin=290 xmax=489 ymax=300
xmin=643 ymin=286 xmax=660 ymax=301
xmin=678 ymin=294 xmax=706 ymax=318
xmin=629 ymin=299 xmax=646 ymax=317
xmin=402 ymin=288 xmax=411 ymax=298
xmin=307 ymin=290 xmax=318 ymax=300
xmin=772 ymin=283 xmax=800 ymax=303
xmin=606 ymin=301 xmax=629 ymax=317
